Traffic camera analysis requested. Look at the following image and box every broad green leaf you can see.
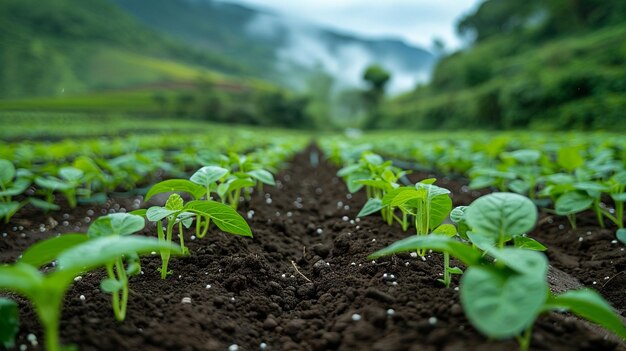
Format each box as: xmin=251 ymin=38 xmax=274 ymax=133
xmin=465 ymin=192 xmax=537 ymax=239
xmin=184 ymin=200 xmax=252 ymax=237
xmin=546 ymin=289 xmax=626 ymax=339
xmin=129 ymin=209 xmax=147 ymax=217
xmin=611 ymin=193 xmax=626 ymax=202
xmin=427 ymin=195 xmax=453 ymax=229
xmin=165 ymin=194 xmax=184 ymax=211
xmin=613 ymin=171 xmax=626 ymax=185
xmin=0 ymin=178 xmax=30 ymax=197
xmin=346 ymin=172 xmax=369 ymax=193
xmin=20 ymin=234 xmax=88 ymax=268
xmin=190 ymin=166 xmax=229 ymax=187
xmin=358 ymin=198 xmax=383 ymax=217
xmin=0 ymin=298 xmax=19 ymax=348
xmin=100 ymin=278 xmax=123 ymax=293
xmin=416 ymin=182 xmax=451 ymax=199
xmin=28 ymin=198 xmax=60 ymax=211
xmin=247 ymin=169 xmax=275 ymax=186
xmin=617 ymin=229 xmax=626 ymax=245
xmin=145 ymin=179 xmax=206 ymax=201
xmin=57 ymin=236 xmax=182 ymax=273
xmin=486 ymin=248 xmax=548 ymax=277
xmin=146 ymin=207 xmax=179 ymax=222
xmin=337 ymin=164 xmax=361 ymax=177
xmin=469 ymin=175 xmax=495 ymax=190
xmin=508 ymin=180 xmax=529 ymax=194
xmin=555 ymin=192 xmax=593 ymax=215
xmin=381 ymin=187 xmax=406 ymax=207
xmin=73 ymin=156 xmax=102 ymax=175
xmin=227 ymin=178 xmax=256 ymax=192
xmin=513 ymin=236 xmax=547 ymax=251
xmin=356 ymin=179 xmax=393 ymax=191
xmin=450 ymin=206 xmax=468 ymax=223
xmin=35 ymin=177 xmax=71 ymax=191
xmin=433 ymin=224 xmax=457 ymax=237
xmin=557 ymin=148 xmax=584 ymax=173
xmin=467 ymin=231 xmax=496 ymax=251
xmin=0 ymin=159 xmax=15 ymax=185
xmin=88 ymin=213 xmax=145 ymax=238
xmin=460 ymin=266 xmax=548 ymax=339
xmin=0 ymin=263 xmax=44 ymax=297
xmin=509 ymin=149 xmax=541 ymax=164
xmin=59 ymin=167 xmax=84 ymax=182
xmin=546 ymin=173 xmax=576 ymax=185
xmin=368 ymin=235 xmax=482 ymax=266
xmin=574 ymin=182 xmax=609 ymax=193
xmin=0 ymin=202 xmax=21 ymax=218
xmin=363 ymin=153 xmax=383 ymax=165
xmin=391 ymin=188 xmax=425 ymax=207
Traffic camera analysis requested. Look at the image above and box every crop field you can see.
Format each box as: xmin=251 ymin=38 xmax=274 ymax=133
xmin=0 ymin=115 xmax=624 ymax=351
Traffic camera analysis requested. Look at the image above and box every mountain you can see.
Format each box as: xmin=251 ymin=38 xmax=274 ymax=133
xmin=384 ymin=0 xmax=626 ymax=131
xmin=0 ymin=0 xmax=247 ymax=98
xmin=111 ymin=0 xmax=436 ymax=93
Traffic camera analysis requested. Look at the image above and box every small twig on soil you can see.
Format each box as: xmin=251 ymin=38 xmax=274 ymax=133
xmin=302 ymin=246 xmax=307 ymax=258
xmin=537 ymin=215 xmax=553 ymax=226
xmin=602 ymin=270 xmax=626 ymax=289
xmin=291 ymin=260 xmax=312 ymax=283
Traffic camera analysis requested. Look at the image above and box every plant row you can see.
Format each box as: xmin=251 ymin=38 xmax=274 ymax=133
xmin=328 ymin=146 xmax=626 ymax=351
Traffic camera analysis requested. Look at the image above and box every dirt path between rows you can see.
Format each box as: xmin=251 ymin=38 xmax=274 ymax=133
xmin=1 ymin=145 xmax=625 ymax=351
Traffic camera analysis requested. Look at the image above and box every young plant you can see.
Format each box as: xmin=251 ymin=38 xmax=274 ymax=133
xmin=381 ymin=179 xmax=452 ymax=256
xmin=370 ymin=233 xmax=626 ymax=351
xmin=0 ymin=159 xmax=31 ymax=223
xmin=86 ymin=213 xmax=147 ymax=321
xmin=2 ymin=236 xmax=181 ymax=351
xmin=603 ymin=171 xmax=626 ymax=234
xmin=141 ymin=181 xmax=252 ymax=279
xmin=35 ymin=167 xmax=85 ymax=209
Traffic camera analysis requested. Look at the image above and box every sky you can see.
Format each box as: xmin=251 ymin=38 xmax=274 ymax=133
xmin=221 ymin=0 xmax=482 ymax=49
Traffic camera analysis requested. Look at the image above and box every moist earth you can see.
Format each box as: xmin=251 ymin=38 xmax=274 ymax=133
xmin=1 ymin=146 xmax=625 ymax=351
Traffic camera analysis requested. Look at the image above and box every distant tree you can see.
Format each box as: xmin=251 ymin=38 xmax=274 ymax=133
xmin=362 ymin=64 xmax=391 ymax=129
xmin=431 ymin=37 xmax=447 ymax=57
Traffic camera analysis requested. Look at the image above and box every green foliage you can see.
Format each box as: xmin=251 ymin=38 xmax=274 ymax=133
xmin=0 ymin=298 xmax=19 ymax=349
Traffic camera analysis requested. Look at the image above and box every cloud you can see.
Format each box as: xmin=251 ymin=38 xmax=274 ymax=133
xmin=222 ymin=0 xmax=482 ymax=48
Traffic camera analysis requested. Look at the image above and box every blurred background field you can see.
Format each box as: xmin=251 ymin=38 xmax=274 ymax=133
xmin=0 ymin=0 xmax=625 ymax=134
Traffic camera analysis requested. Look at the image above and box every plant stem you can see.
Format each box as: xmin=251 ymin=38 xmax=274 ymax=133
xmin=178 ymin=221 xmax=186 ymax=253
xmin=594 ymin=199 xmax=605 ymax=228
xmin=567 ymin=214 xmax=577 ymax=229
xmin=516 ymin=324 xmax=534 ymax=351
xmin=115 ymin=258 xmax=128 ymax=321
xmin=443 ymin=252 xmax=451 ymax=288
xmin=160 ymin=219 xmax=175 ymax=279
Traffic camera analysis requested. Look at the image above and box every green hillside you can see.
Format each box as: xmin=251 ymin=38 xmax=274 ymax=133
xmin=0 ymin=0 xmax=245 ymax=98
xmin=384 ymin=0 xmax=626 ymax=131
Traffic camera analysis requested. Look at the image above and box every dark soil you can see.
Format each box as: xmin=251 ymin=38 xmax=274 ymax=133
xmin=1 ymin=146 xmax=625 ymax=351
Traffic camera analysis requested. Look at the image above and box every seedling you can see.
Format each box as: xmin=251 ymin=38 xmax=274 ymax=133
xmin=1 ymin=236 xmax=181 ymax=351
xmin=86 ymin=213 xmax=147 ymax=321
xmin=35 ymin=167 xmax=85 ymax=209
xmin=381 ymin=179 xmax=452 ymax=256
xmin=603 ymin=171 xmax=626 ymax=234
xmin=370 ymin=236 xmax=626 ymax=351
xmin=0 ymin=159 xmax=31 ymax=223
xmin=142 ymin=182 xmax=252 ymax=279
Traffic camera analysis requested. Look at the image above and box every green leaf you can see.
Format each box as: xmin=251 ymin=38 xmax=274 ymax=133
xmin=486 ymin=248 xmax=548 ymax=277
xmin=145 ymin=179 xmax=206 ymax=201
xmin=0 ymin=202 xmax=21 ymax=218
xmin=247 ymin=169 xmax=275 ymax=186
xmin=390 ymin=188 xmax=425 ymax=207
xmin=465 ymin=192 xmax=537 ymax=240
xmin=546 ymin=289 xmax=626 ymax=340
xmin=427 ymin=194 xmax=453 ymax=229
xmin=190 ymin=166 xmax=229 ymax=187
xmin=57 ymin=236 xmax=182 ymax=273
xmin=416 ymin=182 xmax=451 ymax=199
xmin=20 ymin=234 xmax=88 ymax=268
xmin=88 ymin=213 xmax=145 ymax=238
xmin=165 ymin=194 xmax=184 ymax=211
xmin=346 ymin=172 xmax=369 ymax=193
xmin=509 ymin=149 xmax=541 ymax=164
xmin=100 ymin=278 xmax=123 ymax=293
xmin=460 ymin=266 xmax=548 ymax=339
xmin=617 ymin=229 xmax=626 ymax=245
xmin=28 ymin=198 xmax=60 ymax=211
xmin=450 ymin=206 xmax=468 ymax=223
xmin=368 ymin=235 xmax=482 ymax=267
xmin=0 ymin=298 xmax=19 ymax=348
xmin=358 ymin=198 xmax=383 ymax=217
xmin=129 ymin=209 xmax=147 ymax=217
xmin=513 ymin=236 xmax=547 ymax=251
xmin=611 ymin=193 xmax=626 ymax=202
xmin=433 ymin=224 xmax=457 ymax=237
xmin=557 ymin=148 xmax=584 ymax=173
xmin=0 ymin=178 xmax=30 ymax=197
xmin=227 ymin=178 xmax=256 ymax=192
xmin=0 ymin=263 xmax=44 ymax=297
xmin=0 ymin=159 xmax=15 ymax=186
xmin=146 ymin=207 xmax=179 ymax=222
xmin=59 ymin=167 xmax=84 ymax=183
xmin=35 ymin=177 xmax=71 ymax=191
xmin=381 ymin=187 xmax=406 ymax=207
xmin=337 ymin=164 xmax=361 ymax=177
xmin=555 ymin=192 xmax=593 ymax=215
xmin=467 ymin=231 xmax=496 ymax=251
xmin=356 ymin=179 xmax=393 ymax=191
xmin=184 ymin=200 xmax=252 ymax=237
